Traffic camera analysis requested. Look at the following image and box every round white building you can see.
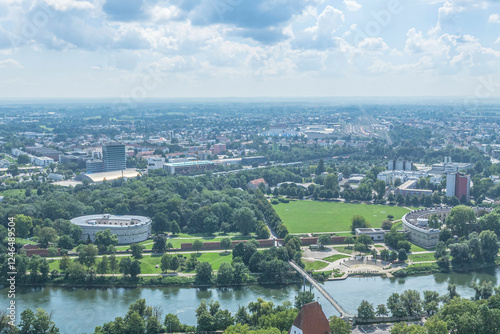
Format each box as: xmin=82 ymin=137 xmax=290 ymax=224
xmin=71 ymin=214 xmax=152 ymax=244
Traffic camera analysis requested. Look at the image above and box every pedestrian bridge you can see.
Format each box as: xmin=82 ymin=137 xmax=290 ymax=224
xmin=289 ymin=261 xmax=353 ymax=318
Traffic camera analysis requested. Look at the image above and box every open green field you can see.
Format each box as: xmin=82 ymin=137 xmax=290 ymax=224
xmin=274 ymin=201 xmax=411 ymax=233
xmin=410 ymin=243 xmax=435 ymax=252
xmin=48 ymin=252 xmax=232 ymax=274
xmin=407 ymin=253 xmax=436 ymax=262
xmin=303 ymin=260 xmax=329 ymax=271
xmin=0 ymin=189 xmax=25 ymax=197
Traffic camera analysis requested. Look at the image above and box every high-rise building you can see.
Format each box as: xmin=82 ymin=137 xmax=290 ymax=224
xmin=103 ymin=144 xmax=126 ymax=172
xmin=387 ymin=159 xmax=413 ymax=171
xmin=446 ymin=172 xmax=470 ymax=201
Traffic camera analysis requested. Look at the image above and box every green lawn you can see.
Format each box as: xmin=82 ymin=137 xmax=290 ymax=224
xmin=407 ymin=253 xmax=436 ymax=262
xmin=15 ymin=238 xmax=36 ymax=246
xmin=0 ymin=189 xmax=25 ymax=197
xmin=49 ymin=252 xmax=233 ymax=274
xmin=323 ymin=254 xmax=350 ymax=262
xmin=304 ymin=260 xmax=329 ymax=271
xmin=391 ymin=221 xmax=403 ymax=231
xmin=275 ymin=201 xmax=411 ymax=233
xmin=410 ymin=243 xmax=435 ymax=252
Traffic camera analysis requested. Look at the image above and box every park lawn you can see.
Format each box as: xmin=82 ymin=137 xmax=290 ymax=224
xmin=391 ymin=221 xmax=403 ymax=231
xmin=274 ymin=201 xmax=411 ymax=233
xmin=407 ymin=253 xmax=436 ymax=262
xmin=303 ymin=260 xmax=329 ymax=271
xmin=334 ymin=232 xmax=354 ymax=237
xmin=323 ymin=254 xmax=350 ymax=263
xmin=410 ymin=243 xmax=435 ymax=252
xmin=374 ymin=244 xmax=385 ymax=248
xmin=0 ymin=189 xmax=25 ymax=197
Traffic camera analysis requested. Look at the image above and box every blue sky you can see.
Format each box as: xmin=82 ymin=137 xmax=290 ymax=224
xmin=0 ymin=0 xmax=499 ymax=98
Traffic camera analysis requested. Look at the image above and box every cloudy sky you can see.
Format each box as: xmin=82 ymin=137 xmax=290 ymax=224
xmin=0 ymin=0 xmax=499 ymax=98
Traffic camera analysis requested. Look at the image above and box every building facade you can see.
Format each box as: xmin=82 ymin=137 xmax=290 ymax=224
xmin=446 ymin=172 xmax=470 ymax=201
xmin=71 ymin=214 xmax=152 ymax=244
xmin=103 ymin=144 xmax=126 ymax=172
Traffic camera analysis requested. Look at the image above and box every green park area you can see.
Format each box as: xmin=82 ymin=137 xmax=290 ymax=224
xmin=49 ymin=252 xmax=233 ymax=275
xmin=274 ymin=201 xmax=411 ymax=233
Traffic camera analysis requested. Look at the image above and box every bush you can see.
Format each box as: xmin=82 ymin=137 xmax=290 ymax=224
xmin=270 ymin=199 xmax=279 ymax=205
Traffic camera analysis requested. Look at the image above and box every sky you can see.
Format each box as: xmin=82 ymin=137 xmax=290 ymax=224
xmin=0 ymin=0 xmax=499 ymax=99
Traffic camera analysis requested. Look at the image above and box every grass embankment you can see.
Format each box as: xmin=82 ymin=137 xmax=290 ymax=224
xmin=393 ymin=263 xmax=440 ymax=277
xmin=274 ymin=201 xmax=411 ymax=233
xmin=304 ymin=260 xmax=329 ymax=271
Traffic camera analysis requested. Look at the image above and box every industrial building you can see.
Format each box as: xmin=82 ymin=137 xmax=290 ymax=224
xmin=241 ymin=156 xmax=267 ymax=165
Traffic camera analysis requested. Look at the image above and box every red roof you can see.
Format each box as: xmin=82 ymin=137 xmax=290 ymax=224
xmin=249 ymin=178 xmax=267 ymax=186
xmin=289 ymin=302 xmax=331 ymax=334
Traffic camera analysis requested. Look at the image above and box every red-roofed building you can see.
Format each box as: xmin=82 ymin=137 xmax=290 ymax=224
xmin=247 ymin=178 xmax=268 ymax=190
xmin=289 ymin=302 xmax=331 ymax=334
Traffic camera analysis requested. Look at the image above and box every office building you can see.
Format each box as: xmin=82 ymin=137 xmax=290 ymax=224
xmin=103 ymin=144 xmax=126 ymax=172
xmin=86 ymin=159 xmax=104 ymax=173
xmin=446 ymin=172 xmax=471 ymax=201
xmin=164 ymin=160 xmax=217 ymax=175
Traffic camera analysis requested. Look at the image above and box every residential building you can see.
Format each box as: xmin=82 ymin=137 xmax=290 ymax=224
xmin=387 ymin=159 xmax=413 ymax=171
xmin=446 ymin=172 xmax=471 ymax=201
xmin=248 ymin=178 xmax=268 ymax=190
xmin=395 ymin=180 xmax=433 ymax=197
xmin=211 ymin=143 xmax=227 ymax=154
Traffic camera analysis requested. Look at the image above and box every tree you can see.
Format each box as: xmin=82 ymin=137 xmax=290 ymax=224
xmin=59 ymin=255 xmax=71 ymax=272
xmin=423 ymin=290 xmax=440 ymax=316
xmin=192 ymin=240 xmax=203 ymax=253
xmin=390 ymin=322 xmax=426 ymax=334
xmin=329 ymin=316 xmax=351 ymax=334
xmin=37 ymin=227 xmax=57 ymax=248
xmin=195 ymin=262 xmax=212 ymax=284
xmin=316 ymin=159 xmax=325 ymax=175
xmin=479 ymin=230 xmax=499 ymax=263
xmin=398 ymin=249 xmax=408 ymax=262
xmin=357 ymin=300 xmax=375 ymax=320
xmin=216 ymin=262 xmax=233 ymax=285
xmin=97 ymin=256 xmax=108 ymax=275
xmin=17 ymin=154 xmax=30 ymax=164
xmin=109 ymin=254 xmax=117 ymax=274
xmin=15 ymin=214 xmax=33 ymax=238
xmin=232 ymin=207 xmax=256 ymax=235
xmin=400 ymin=289 xmax=422 ymax=316
xmin=19 ymin=308 xmax=60 ymax=334
xmin=57 ymin=235 xmax=75 ymax=250
xmin=125 ymin=311 xmax=145 ymax=333
xmin=294 ymin=291 xmax=315 ymax=309
xmin=220 ymin=238 xmax=232 ymax=253
xmin=130 ymin=243 xmax=145 ymax=259
xmin=161 ymin=254 xmax=171 ymax=273
xmin=356 ymin=234 xmax=373 ymax=246
xmin=351 ymin=215 xmax=370 ymax=232
xmin=152 ymin=235 xmax=166 ymax=253
xmin=446 ymin=205 xmax=476 ymax=237
xmin=164 ymin=313 xmax=184 ymax=333
xmin=129 ymin=260 xmax=141 ymax=277
xmin=66 ymin=262 xmax=86 ymax=281
xmin=119 ymin=257 xmax=132 ymax=276
xmin=373 ymin=180 xmax=386 ymax=199
xmin=76 ymin=244 xmax=98 ymax=268
xmin=376 ymin=304 xmax=389 ymax=317
xmin=344 ymin=236 xmax=355 ymax=248
xmin=170 ymin=221 xmax=181 ymax=235
xmin=380 ymin=249 xmax=390 ymax=262
xmin=94 ymin=229 xmax=119 ymax=253
xmin=318 ymin=234 xmax=331 ymax=249
xmin=169 ymin=256 xmax=179 ymax=273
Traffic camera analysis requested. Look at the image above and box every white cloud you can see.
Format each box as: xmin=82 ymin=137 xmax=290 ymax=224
xmin=45 ymin=0 xmax=95 ymax=12
xmin=343 ymin=0 xmax=361 ymax=12
xmin=0 ymin=58 xmax=22 ymax=69
xmin=488 ymin=13 xmax=500 ymax=23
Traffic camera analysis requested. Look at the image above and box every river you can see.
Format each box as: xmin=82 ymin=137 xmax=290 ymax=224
xmin=1 ymin=268 xmax=498 ymax=334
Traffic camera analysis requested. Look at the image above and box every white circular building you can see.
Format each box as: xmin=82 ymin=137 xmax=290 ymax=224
xmin=71 ymin=214 xmax=152 ymax=244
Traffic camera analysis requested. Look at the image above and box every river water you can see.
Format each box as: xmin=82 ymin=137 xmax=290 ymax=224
xmin=1 ymin=268 xmax=498 ymax=334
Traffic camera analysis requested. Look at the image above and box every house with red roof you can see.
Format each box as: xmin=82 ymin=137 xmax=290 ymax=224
xmin=247 ymin=178 xmax=268 ymax=190
xmin=289 ymin=302 xmax=331 ymax=334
